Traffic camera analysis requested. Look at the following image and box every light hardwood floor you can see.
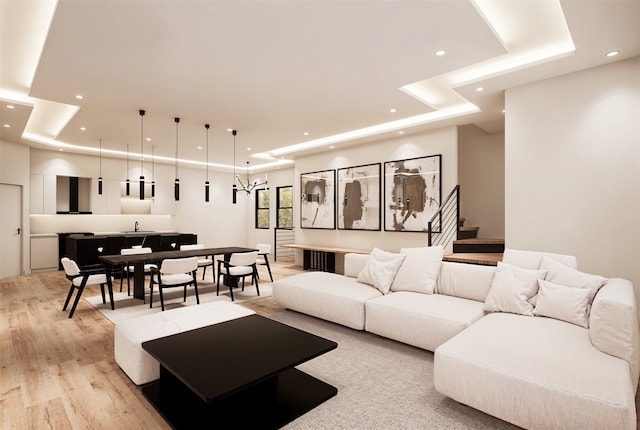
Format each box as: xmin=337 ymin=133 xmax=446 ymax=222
xmin=0 ymin=258 xmax=301 ymax=429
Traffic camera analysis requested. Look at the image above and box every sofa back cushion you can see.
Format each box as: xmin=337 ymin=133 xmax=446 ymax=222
xmin=502 ymin=249 xmax=577 ymax=270
xmin=589 ymin=278 xmax=640 ymax=390
xmin=344 ymin=253 xmax=370 ymax=278
xmin=391 ymin=246 xmax=444 ymax=294
xmin=437 ymin=262 xmax=496 ymax=302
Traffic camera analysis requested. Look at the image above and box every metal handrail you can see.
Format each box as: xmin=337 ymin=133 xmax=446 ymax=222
xmin=427 ymin=185 xmax=460 ymax=249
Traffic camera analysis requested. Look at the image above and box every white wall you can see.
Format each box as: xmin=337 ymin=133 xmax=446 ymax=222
xmin=458 ymin=124 xmax=505 ymax=238
xmin=28 ymin=147 xmax=251 ymax=260
xmin=0 ymin=140 xmax=30 ymax=274
xmin=294 ymin=126 xmax=459 ymax=252
xmin=505 ymin=56 xmax=640 ymax=286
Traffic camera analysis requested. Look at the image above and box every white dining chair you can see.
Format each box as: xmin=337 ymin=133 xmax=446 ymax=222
xmin=120 ymin=247 xmax=157 ymax=300
xmin=216 ymin=251 xmax=259 ymax=301
xmin=255 ymin=243 xmax=273 ymax=282
xmin=61 ymin=257 xmax=114 ymax=318
xmin=150 ymin=257 xmax=200 ymax=311
xmin=180 ymin=243 xmax=214 ymax=281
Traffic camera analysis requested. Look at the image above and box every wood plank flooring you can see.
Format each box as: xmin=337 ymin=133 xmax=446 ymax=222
xmin=0 ymin=258 xmax=300 ymax=429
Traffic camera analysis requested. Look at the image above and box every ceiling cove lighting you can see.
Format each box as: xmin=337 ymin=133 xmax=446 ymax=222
xmin=125 ymin=144 xmax=130 ymax=196
xmin=139 ymin=109 xmax=145 ymax=200
xmin=204 ymin=123 xmax=210 ymax=203
xmin=98 ymin=138 xmax=103 ymax=195
xmin=174 ymin=117 xmax=180 ymax=201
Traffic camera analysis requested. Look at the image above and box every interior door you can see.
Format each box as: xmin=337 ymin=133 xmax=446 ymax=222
xmin=0 ymin=184 xmax=22 ymax=278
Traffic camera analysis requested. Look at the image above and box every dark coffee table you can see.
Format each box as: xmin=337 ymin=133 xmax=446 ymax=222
xmin=141 ymin=314 xmax=338 ymax=429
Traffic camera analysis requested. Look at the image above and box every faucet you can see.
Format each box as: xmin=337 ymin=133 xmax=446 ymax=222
xmin=134 ymin=221 xmax=139 ymax=232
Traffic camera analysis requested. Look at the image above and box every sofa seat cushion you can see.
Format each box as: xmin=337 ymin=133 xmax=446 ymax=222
xmin=434 ymin=313 xmax=636 ymax=430
xmin=114 ymin=302 xmax=255 ymax=385
xmin=365 ymin=292 xmax=485 ymax=351
xmin=273 ymin=272 xmax=382 ymax=330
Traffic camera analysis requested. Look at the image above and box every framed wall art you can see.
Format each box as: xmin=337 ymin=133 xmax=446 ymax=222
xmin=337 ymin=163 xmax=381 ymax=230
xmin=300 ymin=169 xmax=336 ymax=229
xmin=383 ymin=155 xmax=441 ymax=232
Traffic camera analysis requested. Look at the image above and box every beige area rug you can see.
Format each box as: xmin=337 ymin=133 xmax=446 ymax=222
xmin=271 ymin=311 xmax=520 ymax=430
xmin=85 ymin=282 xmax=270 ymax=324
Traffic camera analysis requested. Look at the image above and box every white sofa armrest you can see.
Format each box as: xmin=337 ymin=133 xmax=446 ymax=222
xmin=590 ymin=278 xmax=640 ymax=390
xmin=344 ymin=253 xmax=369 ymax=278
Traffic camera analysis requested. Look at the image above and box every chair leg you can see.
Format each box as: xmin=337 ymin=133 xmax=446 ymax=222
xmin=149 ymin=277 xmax=154 ymax=308
xmin=216 ymin=271 xmax=221 ymax=296
xmin=228 ymin=277 xmax=235 ymax=301
xmin=68 ymin=281 xmax=88 ymax=318
xmin=202 ymin=266 xmax=206 ymax=281
xmin=100 ymin=284 xmax=106 ymax=304
xmin=62 ymin=284 xmax=75 ymax=311
xmin=193 ymin=276 xmax=200 ymax=304
xmin=159 ymin=286 xmax=165 ymax=311
xmin=264 ymin=256 xmax=273 ymax=282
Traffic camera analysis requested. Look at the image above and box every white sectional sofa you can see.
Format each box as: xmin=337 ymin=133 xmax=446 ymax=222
xmin=272 ymin=247 xmax=640 ymax=429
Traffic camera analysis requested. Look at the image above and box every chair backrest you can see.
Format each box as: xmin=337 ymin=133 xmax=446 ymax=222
xmin=61 ymin=257 xmax=81 ymax=276
xmin=229 ymin=251 xmax=258 ymax=266
xmin=180 ymin=243 xmax=205 ymax=251
xmin=160 ymin=257 xmax=199 ymax=275
xmin=256 ymin=244 xmax=271 ymax=255
xmin=121 ymin=247 xmax=153 ymax=256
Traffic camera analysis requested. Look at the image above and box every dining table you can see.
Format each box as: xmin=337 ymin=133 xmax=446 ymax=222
xmin=98 ymin=246 xmax=258 ymax=300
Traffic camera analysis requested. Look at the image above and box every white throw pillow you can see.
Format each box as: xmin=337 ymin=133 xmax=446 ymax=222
xmin=533 ymin=279 xmax=593 ymax=328
xmin=357 ymin=247 xmax=406 ymax=294
xmin=540 ymin=256 xmax=606 ymax=303
xmin=483 ymin=262 xmax=547 ymax=316
xmin=390 ymin=246 xmax=444 ymax=294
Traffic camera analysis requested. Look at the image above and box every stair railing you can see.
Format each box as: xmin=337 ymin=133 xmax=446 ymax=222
xmin=427 ymin=185 xmax=460 ymax=249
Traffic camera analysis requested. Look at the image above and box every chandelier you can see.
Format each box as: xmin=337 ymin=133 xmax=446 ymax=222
xmin=236 ymin=161 xmax=268 ymax=196
xmin=231 ymin=129 xmax=267 ymax=204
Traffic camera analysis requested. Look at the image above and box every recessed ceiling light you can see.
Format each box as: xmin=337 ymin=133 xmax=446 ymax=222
xmin=146 ymin=137 xmax=152 ymax=142
xmin=227 ymin=128 xmax=233 ymax=132
xmin=476 ymin=87 xmax=485 ymax=92
xmin=3 ymin=124 xmax=10 ymax=128
xmin=329 ymin=145 xmax=335 ymax=149
xmin=75 ymin=94 xmax=84 ymax=100
xmin=247 ymin=147 xmax=251 ymax=151
xmin=80 ymin=126 xmax=86 ymax=131
xmin=390 ymin=108 xmax=397 ymax=113
xmin=398 ymin=131 xmax=404 ymax=135
xmin=6 ymin=105 xmax=15 ymax=109
xmin=606 ymin=50 xmax=620 ymax=57
xmin=197 ymin=146 xmax=203 ymax=150
xmin=435 ymin=50 xmax=446 ymax=56
xmin=303 ymin=132 xmax=309 ymax=136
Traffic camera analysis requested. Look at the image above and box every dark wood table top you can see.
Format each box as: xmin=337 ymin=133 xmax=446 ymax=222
xmin=98 ymin=246 xmax=257 ymax=266
xmin=142 ymin=314 xmax=338 ymax=403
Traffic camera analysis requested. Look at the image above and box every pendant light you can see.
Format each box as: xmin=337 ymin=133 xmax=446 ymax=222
xmin=139 ymin=109 xmax=145 ymax=200
xmin=98 ymin=138 xmax=103 ymax=195
xmin=232 ymin=129 xmax=237 ymax=204
xmin=174 ymin=117 xmax=180 ymax=201
xmin=151 ymin=146 xmax=156 ymax=198
xmin=125 ymin=144 xmax=130 ymax=196
xmin=204 ymin=123 xmax=210 ymax=202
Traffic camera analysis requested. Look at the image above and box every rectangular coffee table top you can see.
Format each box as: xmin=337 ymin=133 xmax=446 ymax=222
xmin=142 ymin=314 xmax=337 ymax=403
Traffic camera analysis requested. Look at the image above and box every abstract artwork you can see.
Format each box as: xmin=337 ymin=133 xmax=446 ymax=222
xmin=383 ymin=155 xmax=441 ymax=232
xmin=337 ymin=163 xmax=381 ymax=230
xmin=300 ymin=169 xmax=336 ymax=229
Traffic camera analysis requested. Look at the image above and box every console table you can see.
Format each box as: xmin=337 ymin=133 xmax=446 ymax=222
xmin=282 ymin=244 xmax=369 ymax=274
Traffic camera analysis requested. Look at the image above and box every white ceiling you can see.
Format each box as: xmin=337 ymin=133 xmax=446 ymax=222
xmin=1 ymin=0 xmax=639 ymax=174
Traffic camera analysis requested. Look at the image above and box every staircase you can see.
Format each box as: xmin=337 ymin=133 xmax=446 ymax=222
xmin=443 ymin=218 xmax=505 ymax=266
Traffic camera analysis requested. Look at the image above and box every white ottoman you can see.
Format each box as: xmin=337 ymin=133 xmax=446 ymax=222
xmin=114 ymin=302 xmax=255 ymax=385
